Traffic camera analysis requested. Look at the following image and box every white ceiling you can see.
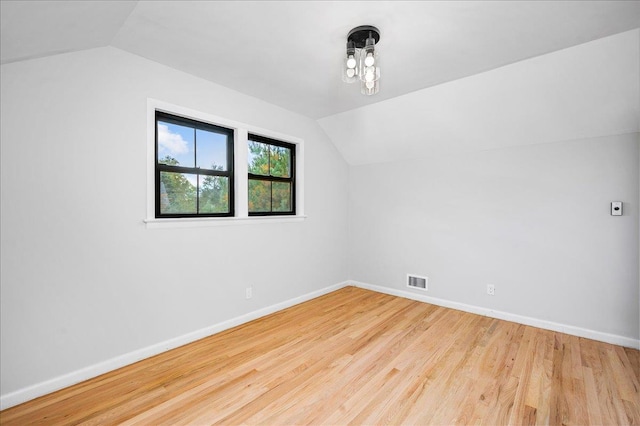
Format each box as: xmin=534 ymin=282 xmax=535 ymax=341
xmin=2 ymin=1 xmax=639 ymax=119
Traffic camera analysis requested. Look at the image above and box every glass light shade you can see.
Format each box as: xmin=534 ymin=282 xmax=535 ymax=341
xmin=358 ymin=37 xmax=379 ymax=84
xmin=342 ymin=56 xmax=359 ymax=83
xmin=342 ymin=41 xmax=359 ymax=83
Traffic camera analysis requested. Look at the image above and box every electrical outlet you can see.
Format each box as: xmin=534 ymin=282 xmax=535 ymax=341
xmin=611 ymin=201 xmax=622 ymax=216
xmin=246 ymin=286 xmax=253 ymax=299
xmin=487 ymin=284 xmax=495 ymax=296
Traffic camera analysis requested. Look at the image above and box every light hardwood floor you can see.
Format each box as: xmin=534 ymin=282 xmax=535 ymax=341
xmin=1 ymin=286 xmax=638 ymax=425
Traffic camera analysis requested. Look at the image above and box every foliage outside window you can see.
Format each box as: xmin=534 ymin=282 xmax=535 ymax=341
xmin=248 ymin=135 xmax=295 ymax=215
xmin=155 ymin=111 xmax=234 ymax=217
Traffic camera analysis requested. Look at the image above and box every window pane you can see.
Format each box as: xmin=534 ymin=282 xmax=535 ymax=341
xmin=159 ymin=172 xmax=197 ymax=214
xmin=272 ymin=182 xmax=291 ymax=212
xmin=199 ymin=175 xmax=229 ymax=214
xmin=270 ymin=145 xmax=291 ymax=178
xmin=157 ymin=121 xmax=194 ymax=167
xmin=196 ymin=129 xmax=228 ymax=171
xmin=248 ymin=141 xmax=269 ymax=175
xmin=248 ymin=179 xmax=271 ymax=212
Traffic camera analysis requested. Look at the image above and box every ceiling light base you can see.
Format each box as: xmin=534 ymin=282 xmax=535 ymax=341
xmin=347 ymin=25 xmax=380 ymax=48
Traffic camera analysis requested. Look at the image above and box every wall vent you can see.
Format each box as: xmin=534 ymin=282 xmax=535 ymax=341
xmin=407 ymin=274 xmax=428 ymax=291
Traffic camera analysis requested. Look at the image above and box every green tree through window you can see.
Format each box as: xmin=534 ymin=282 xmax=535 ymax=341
xmin=155 ymin=112 xmax=234 ymax=217
xmin=248 ymin=136 xmax=295 ymax=215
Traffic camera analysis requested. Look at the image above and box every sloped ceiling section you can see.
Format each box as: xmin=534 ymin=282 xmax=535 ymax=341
xmin=318 ymin=29 xmax=640 ymax=165
xmin=108 ymin=1 xmax=640 ymax=119
xmin=1 ymin=1 xmax=638 ymax=166
xmin=0 ymin=1 xmax=136 ymax=63
xmin=1 ymin=1 xmax=639 ymax=119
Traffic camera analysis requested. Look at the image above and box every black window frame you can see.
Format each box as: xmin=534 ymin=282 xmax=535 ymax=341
xmin=155 ymin=111 xmax=235 ymax=218
xmin=248 ymin=134 xmax=296 ymax=216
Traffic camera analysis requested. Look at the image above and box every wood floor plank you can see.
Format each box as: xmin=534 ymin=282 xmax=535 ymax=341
xmin=1 ymin=286 xmax=638 ymax=425
xmin=625 ymin=347 xmax=640 ymax=383
xmin=534 ymin=337 xmax=554 ymax=426
xmin=583 ymin=366 xmax=604 ymax=425
xmin=508 ymin=327 xmax=535 ymax=425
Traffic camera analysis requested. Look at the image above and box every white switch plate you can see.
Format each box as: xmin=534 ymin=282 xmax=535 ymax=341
xmin=611 ymin=201 xmax=622 ymax=216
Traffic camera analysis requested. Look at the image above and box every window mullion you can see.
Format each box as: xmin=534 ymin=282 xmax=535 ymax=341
xmin=193 ymin=127 xmax=197 ymax=168
xmin=268 ymin=144 xmax=271 ymax=178
xmin=159 ymin=164 xmax=229 ymax=177
xmin=236 ymin=128 xmax=249 ymax=217
xmin=194 ymin=128 xmax=199 ymax=214
xmin=269 ymin=178 xmax=273 ymax=213
xmin=196 ymin=174 xmax=200 ymax=214
xmin=267 ymin=145 xmax=273 ymax=212
xmin=247 ymin=173 xmax=290 ymax=182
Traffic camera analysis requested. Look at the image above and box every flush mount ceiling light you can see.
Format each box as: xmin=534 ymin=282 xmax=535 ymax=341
xmin=342 ymin=25 xmax=381 ymax=96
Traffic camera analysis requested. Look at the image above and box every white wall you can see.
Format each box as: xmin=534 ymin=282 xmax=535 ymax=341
xmin=0 ymin=47 xmax=349 ymax=398
xmin=349 ymin=133 xmax=639 ymax=341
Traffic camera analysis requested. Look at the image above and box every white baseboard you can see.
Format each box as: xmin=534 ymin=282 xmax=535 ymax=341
xmin=0 ymin=281 xmax=350 ymax=410
xmin=350 ymin=281 xmax=640 ymax=350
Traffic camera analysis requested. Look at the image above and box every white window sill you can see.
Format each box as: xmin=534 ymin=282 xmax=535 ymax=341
xmin=144 ymin=215 xmax=307 ymax=229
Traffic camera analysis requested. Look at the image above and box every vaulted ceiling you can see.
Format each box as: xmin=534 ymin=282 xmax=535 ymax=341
xmin=2 ymin=1 xmax=639 ymax=165
xmin=2 ymin=1 xmax=639 ymax=120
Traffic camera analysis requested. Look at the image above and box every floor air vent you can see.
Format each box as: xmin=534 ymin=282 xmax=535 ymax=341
xmin=407 ymin=274 xmax=428 ymax=291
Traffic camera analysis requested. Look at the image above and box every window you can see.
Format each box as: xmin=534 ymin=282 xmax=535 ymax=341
xmin=248 ymin=134 xmax=296 ymax=215
xmin=155 ymin=111 xmax=234 ymax=217
xmin=147 ymin=99 xmax=305 ymax=227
